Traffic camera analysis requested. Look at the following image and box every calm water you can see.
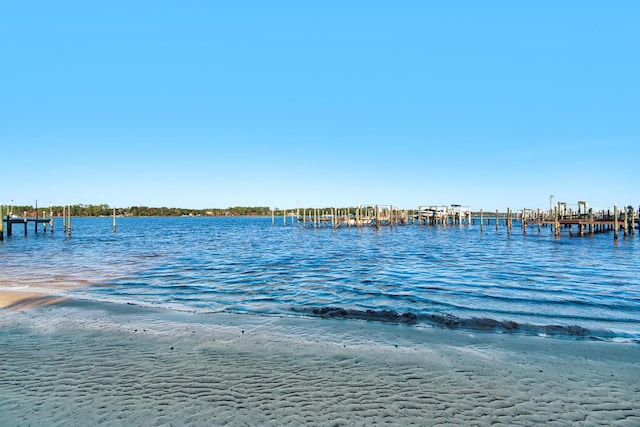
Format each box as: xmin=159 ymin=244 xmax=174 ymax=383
xmin=2 ymin=216 xmax=639 ymax=341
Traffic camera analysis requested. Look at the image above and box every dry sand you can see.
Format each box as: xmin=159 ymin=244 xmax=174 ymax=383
xmin=1 ymin=298 xmax=639 ymax=426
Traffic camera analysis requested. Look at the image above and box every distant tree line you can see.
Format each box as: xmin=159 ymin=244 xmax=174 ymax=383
xmin=2 ymin=204 xmax=274 ymax=217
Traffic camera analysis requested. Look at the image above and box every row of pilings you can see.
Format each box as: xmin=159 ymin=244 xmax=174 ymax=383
xmin=272 ymin=203 xmax=638 ymax=240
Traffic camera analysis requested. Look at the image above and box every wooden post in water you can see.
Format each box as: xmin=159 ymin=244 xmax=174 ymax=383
xmin=569 ymin=208 xmax=574 ymax=235
xmin=522 ymin=208 xmax=526 ymax=234
xmin=23 ymin=211 xmax=27 ymax=235
xmin=67 ymin=205 xmax=71 ymax=236
xmin=0 ymin=204 xmax=3 ymax=241
xmin=613 ymin=205 xmax=618 ymax=240
xmin=495 ymin=209 xmax=499 ymax=231
xmin=479 ymin=209 xmax=483 ymax=232
xmin=34 ymin=201 xmax=38 ymax=234
xmin=6 ymin=210 xmax=11 ymax=237
xmin=113 ymin=208 xmax=116 ymax=233
xmin=506 ymin=208 xmax=511 ymax=234
xmin=271 ymin=209 xmax=275 ymax=227
xmin=283 ymin=209 xmax=286 ymax=227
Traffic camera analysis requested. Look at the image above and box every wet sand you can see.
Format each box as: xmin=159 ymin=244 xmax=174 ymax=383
xmin=0 ymin=290 xmax=66 ymax=311
xmin=1 ymin=298 xmax=639 ymax=426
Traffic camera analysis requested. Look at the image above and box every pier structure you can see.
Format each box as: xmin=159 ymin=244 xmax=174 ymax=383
xmin=1 ymin=203 xmax=54 ymax=240
xmin=470 ymin=203 xmax=638 ymax=239
xmin=273 ymin=201 xmax=638 ymax=240
xmin=275 ymin=204 xmax=475 ymax=229
xmin=275 ymin=205 xmax=412 ymax=229
xmin=535 ymin=202 xmax=637 ymax=240
xmin=415 ymin=205 xmax=471 ymax=226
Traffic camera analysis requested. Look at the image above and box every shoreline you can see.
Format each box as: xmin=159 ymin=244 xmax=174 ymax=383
xmin=1 ymin=298 xmax=639 ymax=425
xmin=0 ymin=289 xmax=67 ymax=311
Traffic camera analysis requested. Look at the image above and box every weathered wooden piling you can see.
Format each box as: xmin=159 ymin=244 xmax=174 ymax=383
xmin=113 ymin=208 xmax=117 ymax=233
xmin=0 ymin=204 xmax=3 ymax=241
xmin=274 ymin=200 xmax=633 ymax=242
xmin=67 ymin=205 xmax=71 ymax=237
xmin=613 ymin=205 xmax=618 ymax=240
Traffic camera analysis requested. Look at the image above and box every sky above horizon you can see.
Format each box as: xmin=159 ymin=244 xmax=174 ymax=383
xmin=1 ymin=1 xmax=638 ymax=212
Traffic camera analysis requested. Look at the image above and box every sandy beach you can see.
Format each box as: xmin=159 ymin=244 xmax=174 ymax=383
xmin=1 ymin=296 xmax=638 ymax=426
xmin=0 ymin=290 xmax=66 ymax=311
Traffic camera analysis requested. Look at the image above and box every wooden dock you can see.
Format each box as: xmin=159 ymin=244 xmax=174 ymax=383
xmin=0 ymin=215 xmax=53 ymax=240
xmin=0 ymin=204 xmax=115 ymax=240
xmin=0 ymin=205 xmax=61 ymax=241
xmin=273 ymin=201 xmax=638 ymax=240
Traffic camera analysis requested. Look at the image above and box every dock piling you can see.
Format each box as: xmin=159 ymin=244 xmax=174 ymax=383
xmin=67 ymin=206 xmax=71 ymax=237
xmin=614 ymin=205 xmax=618 ymax=240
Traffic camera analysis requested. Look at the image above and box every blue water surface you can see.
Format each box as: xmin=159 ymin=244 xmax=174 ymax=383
xmin=2 ymin=216 xmax=639 ymax=340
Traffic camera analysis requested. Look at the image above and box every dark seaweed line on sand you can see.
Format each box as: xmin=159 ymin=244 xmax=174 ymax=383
xmin=292 ymin=306 xmax=639 ymax=342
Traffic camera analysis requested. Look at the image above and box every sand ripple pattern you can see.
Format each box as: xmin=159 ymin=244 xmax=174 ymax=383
xmin=1 ymin=305 xmax=639 ymax=426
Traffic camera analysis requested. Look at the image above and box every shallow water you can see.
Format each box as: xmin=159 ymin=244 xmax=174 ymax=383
xmin=2 ymin=301 xmax=638 ymax=426
xmin=2 ymin=216 xmax=639 ymax=340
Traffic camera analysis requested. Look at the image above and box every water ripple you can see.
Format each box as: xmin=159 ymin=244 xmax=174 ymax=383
xmin=2 ymin=216 xmax=639 ymax=340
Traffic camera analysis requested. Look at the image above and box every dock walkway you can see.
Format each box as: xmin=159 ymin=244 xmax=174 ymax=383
xmin=2 ymin=216 xmax=53 ymax=238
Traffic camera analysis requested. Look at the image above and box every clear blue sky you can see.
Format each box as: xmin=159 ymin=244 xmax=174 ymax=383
xmin=1 ymin=1 xmax=638 ymax=211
